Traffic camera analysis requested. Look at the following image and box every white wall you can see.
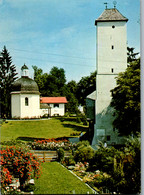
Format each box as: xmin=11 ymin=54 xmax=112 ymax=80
xmin=20 ymin=94 xmax=40 ymax=118
xmin=97 ymin=21 xmax=127 ymax=75
xmin=11 ymin=93 xmax=21 ymax=118
xmin=40 ymin=103 xmax=66 ymax=117
xmin=11 ymin=93 xmax=40 ymax=118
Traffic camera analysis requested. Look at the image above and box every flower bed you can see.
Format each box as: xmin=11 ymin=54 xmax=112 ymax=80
xmin=29 ymin=138 xmax=76 ymax=151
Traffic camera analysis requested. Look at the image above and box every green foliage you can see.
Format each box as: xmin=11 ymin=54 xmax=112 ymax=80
xmin=63 ymin=155 xmax=76 ymax=166
xmin=88 ymin=135 xmax=141 ymax=194
xmin=0 ymin=46 xmax=18 ymax=118
xmin=111 ymin=58 xmax=140 ymax=135
xmin=88 ymin=143 xmax=121 ymax=174
xmin=32 ymin=66 xmax=66 ymax=97
xmin=121 ymin=133 xmax=141 ymax=194
xmin=74 ymin=141 xmax=94 ymax=163
xmin=127 ymin=47 xmax=139 ymax=63
xmin=76 ymin=71 xmax=96 ymax=106
xmin=57 ymin=148 xmax=65 ymax=162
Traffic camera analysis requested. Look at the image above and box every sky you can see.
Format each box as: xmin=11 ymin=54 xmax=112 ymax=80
xmin=0 ymin=0 xmax=140 ymax=82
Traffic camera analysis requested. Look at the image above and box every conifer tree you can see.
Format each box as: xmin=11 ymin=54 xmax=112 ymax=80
xmin=0 ymin=46 xmax=18 ymax=118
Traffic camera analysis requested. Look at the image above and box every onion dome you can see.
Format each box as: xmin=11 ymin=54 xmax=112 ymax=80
xmin=11 ymin=65 xmax=40 ymax=94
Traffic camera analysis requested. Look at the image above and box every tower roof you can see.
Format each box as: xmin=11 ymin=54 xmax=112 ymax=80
xmin=21 ymin=64 xmax=28 ymax=70
xmin=95 ymin=8 xmax=128 ymax=25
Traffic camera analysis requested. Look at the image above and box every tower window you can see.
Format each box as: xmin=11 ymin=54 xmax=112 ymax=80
xmin=25 ymin=97 xmax=29 ymax=106
xmin=107 ymin=136 xmax=111 ymax=141
xmin=112 ymin=25 xmax=115 ymax=28
xmin=112 ymin=45 xmax=114 ymax=49
xmin=111 ymin=68 xmax=114 ymax=73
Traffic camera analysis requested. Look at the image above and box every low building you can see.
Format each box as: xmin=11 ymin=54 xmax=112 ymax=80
xmin=40 ymin=97 xmax=68 ymax=117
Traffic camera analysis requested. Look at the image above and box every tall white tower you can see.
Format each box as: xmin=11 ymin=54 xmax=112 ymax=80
xmin=92 ymin=6 xmax=128 ymax=146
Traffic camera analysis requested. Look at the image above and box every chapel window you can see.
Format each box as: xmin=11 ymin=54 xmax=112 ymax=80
xmin=112 ymin=45 xmax=114 ymax=49
xmin=25 ymin=97 xmax=29 ymax=106
xmin=111 ymin=68 xmax=114 ymax=73
xmin=112 ymin=25 xmax=115 ymax=28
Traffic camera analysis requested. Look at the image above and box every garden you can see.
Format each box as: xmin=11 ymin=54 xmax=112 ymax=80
xmin=0 ymin=118 xmax=141 ymax=194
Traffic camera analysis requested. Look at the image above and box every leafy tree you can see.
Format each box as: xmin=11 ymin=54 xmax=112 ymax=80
xmin=0 ymin=46 xmax=18 ymax=118
xmin=32 ymin=66 xmax=66 ymax=97
xmin=64 ymin=80 xmax=79 ymax=114
xmin=127 ymin=47 xmax=139 ymax=63
xmin=110 ymin=58 xmax=140 ymax=135
xmin=76 ymin=71 xmax=96 ymax=106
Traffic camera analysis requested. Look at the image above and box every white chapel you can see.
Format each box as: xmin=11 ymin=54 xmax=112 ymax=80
xmin=11 ymin=64 xmax=41 ymax=119
xmin=11 ymin=64 xmax=68 ymax=119
xmin=92 ymin=6 xmax=128 ymax=146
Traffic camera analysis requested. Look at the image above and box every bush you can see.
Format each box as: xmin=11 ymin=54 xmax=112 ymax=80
xmin=1 ymin=146 xmax=41 ymax=190
xmin=76 ymin=117 xmax=81 ymax=123
xmin=74 ymin=145 xmax=95 ymax=163
xmin=63 ymin=155 xmax=76 ymax=166
xmin=75 ymin=140 xmax=90 ymax=149
xmin=0 ymin=139 xmax=26 ymax=147
xmin=57 ymin=148 xmax=64 ymax=162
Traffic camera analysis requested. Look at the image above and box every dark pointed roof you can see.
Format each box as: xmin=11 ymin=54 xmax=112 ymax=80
xmin=21 ymin=64 xmax=28 ymax=70
xmin=95 ymin=8 xmax=128 ymax=25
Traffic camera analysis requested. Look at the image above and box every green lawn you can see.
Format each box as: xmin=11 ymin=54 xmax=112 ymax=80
xmin=34 ymin=162 xmax=94 ymax=194
xmin=1 ymin=118 xmax=87 ymax=142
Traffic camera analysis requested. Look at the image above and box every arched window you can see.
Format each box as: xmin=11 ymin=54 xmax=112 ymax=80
xmin=25 ymin=97 xmax=29 ymax=106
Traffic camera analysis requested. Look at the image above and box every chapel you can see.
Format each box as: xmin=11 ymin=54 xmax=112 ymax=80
xmin=11 ymin=65 xmax=67 ymax=119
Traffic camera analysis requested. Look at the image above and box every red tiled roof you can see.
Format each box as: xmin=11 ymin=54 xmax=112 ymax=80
xmin=40 ymin=97 xmax=68 ymax=104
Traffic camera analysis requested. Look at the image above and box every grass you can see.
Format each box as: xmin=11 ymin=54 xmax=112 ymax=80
xmin=1 ymin=118 xmax=87 ymax=142
xmin=34 ymin=162 xmax=94 ymax=194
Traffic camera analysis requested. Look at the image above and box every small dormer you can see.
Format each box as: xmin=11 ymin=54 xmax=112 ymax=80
xmin=21 ymin=64 xmax=29 ymax=77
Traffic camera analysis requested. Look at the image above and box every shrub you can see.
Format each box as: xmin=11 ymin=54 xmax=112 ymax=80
xmin=76 ymin=117 xmax=81 ymax=123
xmin=57 ymin=148 xmax=64 ymax=162
xmin=74 ymin=145 xmax=95 ymax=163
xmin=63 ymin=155 xmax=76 ymax=166
xmin=75 ymin=140 xmax=90 ymax=149
xmin=1 ymin=146 xmax=41 ymax=190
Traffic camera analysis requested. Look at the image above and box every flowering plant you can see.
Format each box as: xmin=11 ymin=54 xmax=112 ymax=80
xmin=1 ymin=146 xmax=41 ymax=190
xmin=30 ymin=138 xmax=75 ymax=151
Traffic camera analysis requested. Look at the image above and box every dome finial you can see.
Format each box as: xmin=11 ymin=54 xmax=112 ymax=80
xmin=113 ymin=1 xmax=117 ymax=8
xmin=104 ymin=2 xmax=108 ymax=9
xmin=21 ymin=64 xmax=29 ymax=77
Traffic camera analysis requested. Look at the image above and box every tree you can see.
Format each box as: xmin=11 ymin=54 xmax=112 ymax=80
xmin=76 ymin=71 xmax=96 ymax=106
xmin=64 ymin=80 xmax=79 ymax=114
xmin=127 ymin=47 xmax=139 ymax=63
xmin=0 ymin=46 xmax=18 ymax=118
xmin=110 ymin=58 xmax=140 ymax=135
xmin=32 ymin=66 xmax=66 ymax=97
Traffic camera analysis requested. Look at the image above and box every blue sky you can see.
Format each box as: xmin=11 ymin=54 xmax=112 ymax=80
xmin=0 ymin=0 xmax=140 ymax=82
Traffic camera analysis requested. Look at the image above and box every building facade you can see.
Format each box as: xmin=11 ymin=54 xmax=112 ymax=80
xmin=92 ymin=8 xmax=128 ymax=146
